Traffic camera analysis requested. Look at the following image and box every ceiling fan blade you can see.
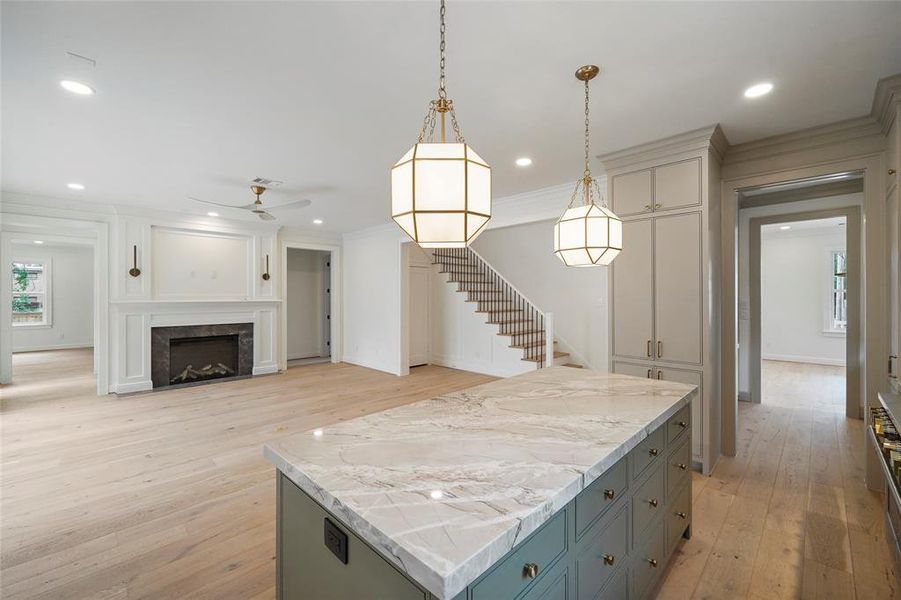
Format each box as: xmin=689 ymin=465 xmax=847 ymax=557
xmin=189 ymin=197 xmax=244 ymax=209
xmin=268 ymin=199 xmax=312 ymax=211
xmin=257 ymin=211 xmax=277 ymax=221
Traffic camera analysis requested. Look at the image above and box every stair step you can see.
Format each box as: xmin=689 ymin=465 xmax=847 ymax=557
xmin=496 ymin=329 xmax=543 ymax=336
xmin=510 ymin=339 xmax=554 ymax=349
xmin=475 ymin=309 xmax=524 ymax=314
xmin=522 ymin=351 xmax=569 ymax=363
xmin=563 ymin=363 xmax=583 ymax=369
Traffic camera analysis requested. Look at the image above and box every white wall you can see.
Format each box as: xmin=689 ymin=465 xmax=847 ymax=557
xmin=761 ymin=227 xmax=846 ymax=366
xmin=473 ymin=219 xmax=609 ymax=370
xmin=286 ymin=248 xmax=327 ymax=359
xmin=12 ymin=243 xmax=94 ymax=352
xmin=737 ymin=192 xmax=861 ymax=393
xmin=342 ymin=226 xmax=405 ymax=374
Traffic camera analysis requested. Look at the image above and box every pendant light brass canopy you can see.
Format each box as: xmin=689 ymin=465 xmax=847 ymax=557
xmin=553 ymin=65 xmax=622 ymax=267
xmin=391 ymin=0 xmax=491 ymax=248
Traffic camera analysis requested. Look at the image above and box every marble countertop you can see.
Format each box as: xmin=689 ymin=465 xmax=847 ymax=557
xmin=264 ymin=366 xmax=697 ymax=599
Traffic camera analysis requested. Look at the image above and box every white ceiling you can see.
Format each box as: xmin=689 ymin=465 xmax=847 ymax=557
xmin=2 ymin=1 xmax=900 ymax=232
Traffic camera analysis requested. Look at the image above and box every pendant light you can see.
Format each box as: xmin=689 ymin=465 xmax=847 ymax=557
xmin=553 ymin=65 xmax=622 ymax=267
xmin=391 ymin=0 xmax=491 ymax=248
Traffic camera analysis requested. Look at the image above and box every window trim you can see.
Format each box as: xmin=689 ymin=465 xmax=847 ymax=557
xmin=823 ymin=248 xmax=847 ymax=335
xmin=11 ymin=257 xmax=52 ymax=329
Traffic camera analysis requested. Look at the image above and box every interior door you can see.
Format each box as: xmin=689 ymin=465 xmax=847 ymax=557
xmin=654 ymin=212 xmax=702 ymax=364
xmin=613 ymin=219 xmax=654 ymax=360
xmin=408 ymin=266 xmax=430 ymax=367
xmin=321 ymin=254 xmax=331 ymax=357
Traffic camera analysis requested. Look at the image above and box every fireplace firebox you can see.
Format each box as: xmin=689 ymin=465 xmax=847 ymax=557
xmin=151 ymin=323 xmax=253 ymax=389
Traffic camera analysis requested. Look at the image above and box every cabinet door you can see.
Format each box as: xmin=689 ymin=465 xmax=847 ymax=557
xmin=654 ymin=158 xmax=701 ymax=211
xmin=614 ymin=361 xmax=652 ymax=379
xmin=612 ymin=169 xmax=653 ymax=217
xmin=613 ymin=219 xmax=654 ymax=360
xmin=889 ymin=186 xmax=899 ymax=376
xmin=654 ymin=367 xmax=702 ymax=462
xmin=654 ymin=213 xmax=702 ymax=365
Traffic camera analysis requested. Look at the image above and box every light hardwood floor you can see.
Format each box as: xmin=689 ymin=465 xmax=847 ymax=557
xmin=1 ymin=352 xmax=897 ymax=599
xmin=657 ymin=360 xmax=899 ymax=599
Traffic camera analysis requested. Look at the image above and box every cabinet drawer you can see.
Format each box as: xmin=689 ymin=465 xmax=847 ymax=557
xmin=576 ymin=456 xmax=628 ymax=537
xmin=278 ymin=475 xmax=427 ymax=600
xmin=632 ymin=524 xmax=666 ymax=600
xmin=631 ymin=462 xmax=665 ymax=544
xmin=630 ymin=426 xmax=666 ymax=482
xmin=666 ymin=403 xmax=691 ymax=446
xmin=666 ymin=480 xmax=691 ymax=554
xmin=612 ymin=169 xmax=653 ymax=217
xmin=666 ymin=438 xmax=691 ymax=501
xmin=653 ymin=158 xmax=701 ymax=211
xmin=575 ymin=503 xmax=629 ymax=600
xmin=471 ymin=510 xmax=567 ymax=600
xmin=597 ymin=567 xmax=628 ymax=600
xmin=521 ymin=565 xmax=568 ymax=600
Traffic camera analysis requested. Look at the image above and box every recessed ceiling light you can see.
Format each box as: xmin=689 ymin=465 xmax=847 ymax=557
xmin=34 ymin=240 xmax=44 ymax=244
xmin=744 ymin=82 xmax=773 ymax=98
xmin=207 ymin=212 xmax=219 ymax=217
xmin=313 ymin=219 xmax=323 ymax=225
xmin=779 ymin=225 xmax=791 ymax=230
xmin=67 ymin=182 xmax=85 ymax=190
xmin=60 ymin=80 xmax=95 ymax=96
xmin=515 ymin=157 xmax=533 ymax=167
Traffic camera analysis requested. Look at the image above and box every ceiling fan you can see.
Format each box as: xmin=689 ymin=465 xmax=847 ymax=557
xmin=190 ymin=185 xmax=311 ymax=221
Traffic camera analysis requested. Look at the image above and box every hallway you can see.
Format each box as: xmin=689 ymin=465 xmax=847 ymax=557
xmin=657 ymin=363 xmax=896 ymax=599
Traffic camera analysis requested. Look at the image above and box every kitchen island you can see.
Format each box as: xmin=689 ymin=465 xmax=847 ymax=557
xmin=264 ymin=366 xmax=697 ymax=600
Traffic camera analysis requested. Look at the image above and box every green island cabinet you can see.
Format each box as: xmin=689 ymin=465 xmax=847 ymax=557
xmin=276 ymin=402 xmax=692 ymax=600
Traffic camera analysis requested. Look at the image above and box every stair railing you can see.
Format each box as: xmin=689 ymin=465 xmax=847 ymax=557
xmin=432 ymin=247 xmax=554 ymax=368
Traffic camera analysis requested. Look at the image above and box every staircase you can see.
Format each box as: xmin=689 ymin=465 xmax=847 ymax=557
xmin=431 ymin=248 xmax=581 ymax=369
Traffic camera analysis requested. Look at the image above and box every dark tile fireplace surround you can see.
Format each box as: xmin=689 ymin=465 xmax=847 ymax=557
xmin=151 ymin=323 xmax=254 ymax=389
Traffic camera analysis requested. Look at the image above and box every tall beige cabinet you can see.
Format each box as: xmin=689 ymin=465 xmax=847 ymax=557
xmin=601 ymin=126 xmax=727 ymax=474
xmin=882 ymin=82 xmax=901 ymax=393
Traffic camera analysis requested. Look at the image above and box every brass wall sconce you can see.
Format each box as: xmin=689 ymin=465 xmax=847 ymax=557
xmin=262 ymin=254 xmax=271 ymax=281
xmin=128 ymin=245 xmax=141 ymax=277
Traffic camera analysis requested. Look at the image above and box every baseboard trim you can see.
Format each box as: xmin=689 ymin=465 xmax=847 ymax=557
xmin=429 ymin=355 xmax=535 ymax=378
xmin=252 ymin=365 xmax=279 ymax=376
xmin=762 ymin=353 xmax=845 ymax=367
xmin=342 ymin=355 xmax=400 ymax=376
xmin=13 ymin=343 xmax=94 ymax=353
xmin=113 ymin=380 xmax=153 ymax=394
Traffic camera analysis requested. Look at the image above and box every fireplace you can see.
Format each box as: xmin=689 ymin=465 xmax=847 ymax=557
xmin=151 ymin=323 xmax=253 ymax=389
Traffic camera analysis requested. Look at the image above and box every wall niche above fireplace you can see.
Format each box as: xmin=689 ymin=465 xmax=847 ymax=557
xmin=151 ymin=323 xmax=253 ymax=389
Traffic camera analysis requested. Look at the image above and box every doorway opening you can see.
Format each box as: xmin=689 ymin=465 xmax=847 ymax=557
xmin=9 ymin=239 xmax=97 ymax=400
xmin=285 ymin=248 xmax=331 ymax=368
xmin=737 ymin=172 xmax=862 ymax=418
xmin=758 ymin=216 xmax=848 ymax=412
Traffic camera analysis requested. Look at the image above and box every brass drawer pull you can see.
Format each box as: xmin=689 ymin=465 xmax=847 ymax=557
xmin=603 ymin=488 xmax=615 ymax=500
xmin=657 ymin=341 xmax=662 ymax=358
xmin=649 ymin=448 xmax=659 ymax=456
xmin=676 ymin=511 xmax=687 ymax=519
xmin=523 ymin=563 xmax=540 ymax=579
xmin=657 ymin=370 xmax=662 ymax=380
xmin=647 ymin=340 xmax=652 ymax=357
xmin=647 ymin=558 xmax=658 ymax=568
xmin=647 ymin=368 xmax=652 ymax=379
xmin=678 ymin=463 xmax=687 ymax=471
xmin=648 ymin=499 xmax=658 ymax=508
xmin=603 ymin=554 xmax=615 ymax=566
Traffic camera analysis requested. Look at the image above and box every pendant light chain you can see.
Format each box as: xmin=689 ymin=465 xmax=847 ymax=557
xmin=584 ymin=79 xmax=591 ymax=179
xmin=438 ymin=0 xmax=447 ymax=100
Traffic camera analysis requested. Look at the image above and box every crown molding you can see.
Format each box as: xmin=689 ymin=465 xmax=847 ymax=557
xmin=597 ymin=124 xmax=727 ymax=172
xmin=739 ymin=178 xmax=863 ymax=210
xmin=871 ymin=72 xmax=901 ymax=134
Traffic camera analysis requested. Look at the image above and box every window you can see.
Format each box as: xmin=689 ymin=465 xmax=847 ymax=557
xmin=828 ymin=250 xmax=847 ymax=332
xmin=11 ymin=260 xmax=51 ymax=327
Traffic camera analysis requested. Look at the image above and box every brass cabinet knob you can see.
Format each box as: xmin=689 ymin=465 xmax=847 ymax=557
xmin=676 ymin=511 xmax=687 ymax=519
xmin=647 ymin=558 xmax=658 ymax=568
xmin=890 ymin=168 xmax=897 ymax=175
xmin=678 ymin=463 xmax=688 ymax=471
xmin=648 ymin=498 xmax=659 ymax=508
xmin=523 ymin=563 xmax=540 ymax=579
xmin=678 ymin=421 xmax=687 ymax=428
xmin=603 ymin=488 xmax=615 ymax=500
xmin=649 ymin=448 xmax=659 ymax=456
xmin=603 ymin=554 xmax=615 ymax=566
